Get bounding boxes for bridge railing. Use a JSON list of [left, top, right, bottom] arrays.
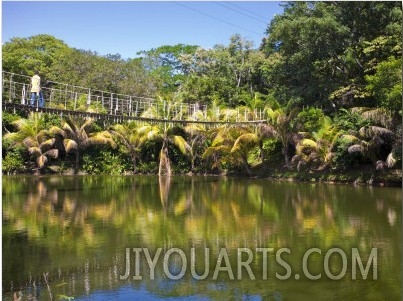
[[2, 71, 211, 119], [2, 71, 266, 123]]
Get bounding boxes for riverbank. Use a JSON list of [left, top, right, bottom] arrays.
[[222, 162, 402, 187], [5, 165, 402, 187], [263, 169, 402, 187]]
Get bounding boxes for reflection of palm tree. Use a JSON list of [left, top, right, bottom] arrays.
[[159, 176, 171, 209]]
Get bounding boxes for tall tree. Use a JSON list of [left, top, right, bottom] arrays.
[[138, 44, 199, 96], [261, 2, 350, 108], [2, 34, 68, 77]]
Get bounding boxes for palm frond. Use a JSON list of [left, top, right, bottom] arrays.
[[348, 144, 363, 154], [359, 126, 394, 140], [37, 155, 48, 168], [85, 132, 116, 149], [258, 124, 277, 139], [172, 135, 191, 154], [296, 139, 318, 155], [339, 134, 360, 144], [64, 139, 78, 153], [48, 126, 65, 137], [28, 146, 41, 156], [80, 118, 93, 132], [40, 138, 56, 152], [62, 122, 75, 138], [202, 145, 231, 160], [44, 149, 59, 159], [386, 152, 397, 168], [23, 137, 39, 148], [231, 133, 258, 154]]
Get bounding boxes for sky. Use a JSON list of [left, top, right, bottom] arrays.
[[2, 1, 283, 59]]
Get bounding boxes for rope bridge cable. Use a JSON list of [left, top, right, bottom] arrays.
[[1, 71, 267, 126]]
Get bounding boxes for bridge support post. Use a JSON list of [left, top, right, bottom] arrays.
[[87, 89, 91, 106], [129, 96, 132, 116], [21, 84, 26, 104], [110, 93, 113, 115], [74, 92, 78, 111], [9, 74, 13, 103]]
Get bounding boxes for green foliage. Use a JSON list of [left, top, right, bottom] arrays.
[[2, 34, 68, 77], [2, 112, 21, 132], [366, 57, 402, 112], [333, 108, 369, 131], [331, 135, 361, 170], [2, 146, 26, 174], [82, 148, 129, 175], [138, 44, 199, 95], [294, 107, 326, 132]]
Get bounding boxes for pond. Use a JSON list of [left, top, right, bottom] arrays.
[[2, 175, 401, 300]]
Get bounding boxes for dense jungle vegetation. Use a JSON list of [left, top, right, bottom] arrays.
[[2, 2, 402, 184]]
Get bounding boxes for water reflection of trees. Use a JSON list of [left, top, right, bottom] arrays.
[[2, 176, 401, 299]]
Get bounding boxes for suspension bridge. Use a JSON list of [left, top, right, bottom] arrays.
[[2, 71, 266, 125]]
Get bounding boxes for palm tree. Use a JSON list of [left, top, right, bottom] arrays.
[[230, 130, 259, 175], [347, 125, 397, 170], [108, 122, 146, 173], [50, 117, 116, 173], [265, 107, 300, 168], [342, 107, 400, 170], [291, 116, 340, 171], [203, 125, 259, 175], [3, 112, 59, 174], [184, 109, 208, 172], [141, 95, 191, 176]]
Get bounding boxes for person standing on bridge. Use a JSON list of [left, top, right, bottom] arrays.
[[30, 70, 45, 108]]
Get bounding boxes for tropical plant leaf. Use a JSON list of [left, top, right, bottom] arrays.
[[44, 149, 59, 159], [172, 135, 190, 154], [386, 152, 397, 168], [40, 138, 56, 152], [85, 132, 116, 149], [28, 146, 41, 156], [339, 134, 360, 144], [202, 145, 231, 160], [359, 126, 394, 140], [231, 133, 258, 154], [23, 137, 39, 148], [348, 144, 363, 154], [62, 122, 75, 138], [37, 155, 48, 168], [258, 124, 277, 139], [49, 126, 65, 137], [64, 139, 78, 153]]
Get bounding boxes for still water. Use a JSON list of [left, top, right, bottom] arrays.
[[2, 175, 402, 300]]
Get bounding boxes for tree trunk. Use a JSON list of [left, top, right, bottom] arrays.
[[242, 155, 252, 176], [158, 140, 171, 176], [259, 140, 264, 163], [132, 155, 137, 174], [75, 150, 80, 174]]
